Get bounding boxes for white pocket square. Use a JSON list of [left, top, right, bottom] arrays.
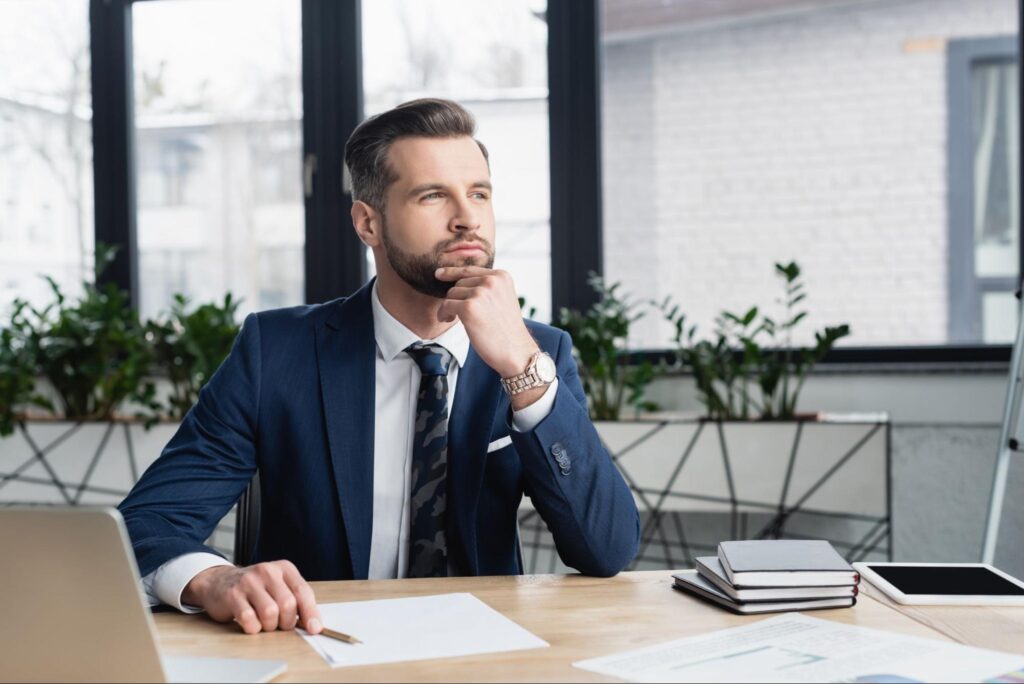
[[486, 436, 513, 453]]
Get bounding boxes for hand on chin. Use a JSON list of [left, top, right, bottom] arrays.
[[434, 266, 539, 378]]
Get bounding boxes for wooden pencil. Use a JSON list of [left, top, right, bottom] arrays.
[[320, 626, 362, 644]]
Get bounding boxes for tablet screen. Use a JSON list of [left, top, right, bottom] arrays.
[[864, 565, 1024, 595]]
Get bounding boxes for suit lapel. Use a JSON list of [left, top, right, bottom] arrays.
[[448, 346, 503, 575], [315, 282, 376, 580]]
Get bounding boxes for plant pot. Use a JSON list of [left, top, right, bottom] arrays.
[[0, 420, 236, 556], [518, 413, 891, 573]]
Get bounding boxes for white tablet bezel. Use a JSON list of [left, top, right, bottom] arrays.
[[852, 562, 1024, 606]]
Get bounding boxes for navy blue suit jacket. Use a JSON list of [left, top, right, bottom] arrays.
[[119, 280, 640, 580]]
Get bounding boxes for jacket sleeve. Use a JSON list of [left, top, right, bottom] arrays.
[[509, 330, 641, 576], [118, 313, 262, 577]]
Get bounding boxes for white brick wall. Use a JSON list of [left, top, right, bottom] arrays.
[[602, 0, 1017, 348]]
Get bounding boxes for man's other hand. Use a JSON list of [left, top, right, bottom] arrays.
[[182, 560, 323, 635]]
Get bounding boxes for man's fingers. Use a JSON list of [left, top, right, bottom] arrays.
[[437, 299, 466, 323], [265, 576, 299, 630], [246, 585, 281, 632], [444, 286, 478, 301], [435, 266, 493, 281], [282, 566, 322, 634], [229, 593, 262, 635], [448, 276, 489, 289]]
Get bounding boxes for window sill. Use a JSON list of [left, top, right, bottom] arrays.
[[631, 345, 1012, 376]]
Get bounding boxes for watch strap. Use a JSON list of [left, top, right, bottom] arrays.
[[501, 352, 553, 396]]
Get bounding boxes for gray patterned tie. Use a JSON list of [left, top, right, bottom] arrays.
[[404, 342, 453, 578]]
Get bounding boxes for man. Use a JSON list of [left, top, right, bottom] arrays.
[[118, 98, 640, 636]]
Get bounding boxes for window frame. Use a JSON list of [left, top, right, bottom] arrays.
[[90, 0, 138, 305], [548, 0, 604, 314]]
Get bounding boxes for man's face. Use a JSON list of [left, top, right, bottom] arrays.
[[377, 135, 496, 298]]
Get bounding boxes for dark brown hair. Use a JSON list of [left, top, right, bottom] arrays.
[[344, 98, 490, 211]]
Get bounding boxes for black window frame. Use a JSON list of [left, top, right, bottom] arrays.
[[84, 0, 1021, 368]]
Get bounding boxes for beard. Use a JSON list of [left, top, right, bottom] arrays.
[[380, 220, 495, 299]]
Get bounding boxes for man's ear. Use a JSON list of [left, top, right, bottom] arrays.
[[351, 200, 382, 248]]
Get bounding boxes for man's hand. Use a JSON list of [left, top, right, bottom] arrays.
[[436, 266, 549, 410], [182, 560, 323, 635], [435, 266, 539, 377]]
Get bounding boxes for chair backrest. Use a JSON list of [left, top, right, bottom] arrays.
[[233, 472, 261, 567]]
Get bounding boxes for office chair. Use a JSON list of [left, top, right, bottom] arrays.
[[232, 473, 261, 567], [233, 475, 530, 573]]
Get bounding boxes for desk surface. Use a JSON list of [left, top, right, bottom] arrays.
[[155, 571, 1024, 682]]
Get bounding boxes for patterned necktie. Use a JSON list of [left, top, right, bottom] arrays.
[[404, 342, 454, 578]]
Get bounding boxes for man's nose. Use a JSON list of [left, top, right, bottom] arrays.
[[449, 196, 481, 232]]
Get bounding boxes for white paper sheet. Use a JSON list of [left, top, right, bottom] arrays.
[[299, 592, 549, 668], [573, 613, 1024, 683]]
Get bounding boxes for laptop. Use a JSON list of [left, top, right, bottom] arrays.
[[0, 507, 287, 683]]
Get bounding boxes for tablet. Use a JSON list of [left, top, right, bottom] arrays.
[[853, 562, 1024, 606]]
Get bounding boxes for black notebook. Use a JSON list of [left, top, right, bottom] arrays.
[[694, 556, 859, 602], [673, 570, 857, 614], [718, 540, 860, 588]]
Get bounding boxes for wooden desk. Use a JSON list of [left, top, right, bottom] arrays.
[[859, 580, 1024, 656], [154, 571, 1024, 682]]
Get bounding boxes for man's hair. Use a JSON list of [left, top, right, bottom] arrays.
[[344, 98, 490, 212]]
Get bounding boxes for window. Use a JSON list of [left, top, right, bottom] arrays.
[[600, 0, 1020, 350], [949, 38, 1020, 343], [0, 0, 93, 311], [132, 0, 304, 321], [361, 0, 552, 322], [137, 135, 205, 208]]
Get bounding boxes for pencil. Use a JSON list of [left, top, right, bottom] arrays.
[[320, 626, 362, 644]]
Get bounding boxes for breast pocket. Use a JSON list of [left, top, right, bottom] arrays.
[[487, 435, 512, 453]]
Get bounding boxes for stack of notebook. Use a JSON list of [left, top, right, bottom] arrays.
[[673, 540, 860, 614]]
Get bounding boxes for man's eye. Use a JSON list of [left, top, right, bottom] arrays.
[[472, 192, 489, 200], [422, 192, 443, 200]]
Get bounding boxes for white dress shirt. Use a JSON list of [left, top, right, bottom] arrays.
[[143, 281, 558, 611]]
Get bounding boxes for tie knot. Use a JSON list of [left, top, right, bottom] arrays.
[[405, 342, 453, 377]]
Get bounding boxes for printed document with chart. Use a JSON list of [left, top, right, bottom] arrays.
[[573, 613, 1024, 683]]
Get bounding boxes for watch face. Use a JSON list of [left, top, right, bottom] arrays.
[[535, 353, 557, 383]]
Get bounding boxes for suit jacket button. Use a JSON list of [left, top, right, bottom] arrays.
[[552, 442, 565, 457]]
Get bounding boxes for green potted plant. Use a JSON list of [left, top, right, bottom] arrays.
[[603, 261, 886, 569], [553, 273, 659, 421], [0, 246, 241, 523], [659, 261, 851, 421], [5, 246, 158, 423], [144, 293, 240, 422], [0, 303, 38, 437]]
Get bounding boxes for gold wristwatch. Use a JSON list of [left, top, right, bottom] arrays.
[[500, 351, 557, 396]]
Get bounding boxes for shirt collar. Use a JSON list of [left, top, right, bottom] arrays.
[[370, 280, 469, 369]]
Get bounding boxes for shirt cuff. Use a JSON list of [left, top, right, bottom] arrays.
[[148, 552, 234, 614], [510, 378, 559, 433]]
